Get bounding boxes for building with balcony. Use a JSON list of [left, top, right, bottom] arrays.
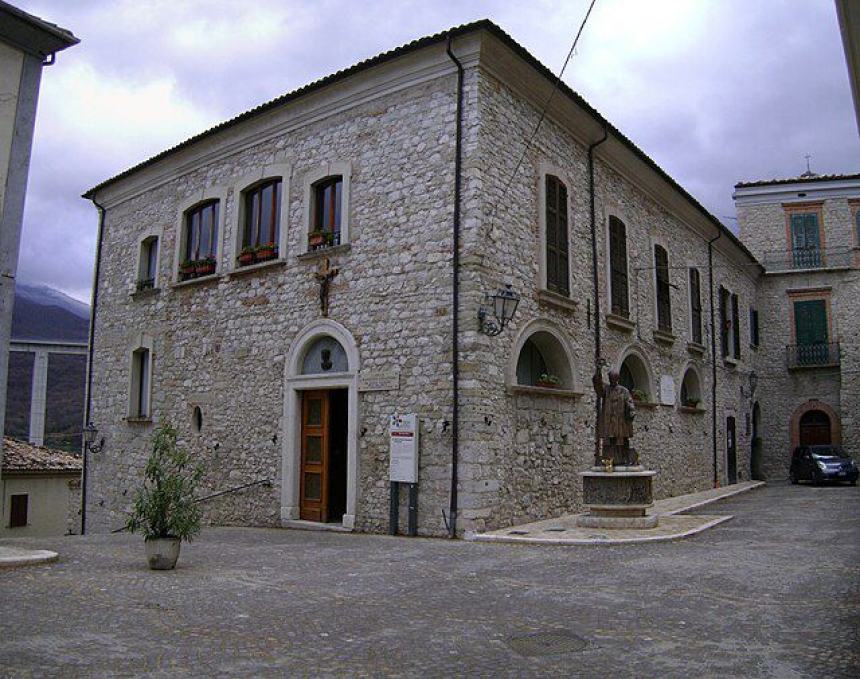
[[734, 173, 860, 479]]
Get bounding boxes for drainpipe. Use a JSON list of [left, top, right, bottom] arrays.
[[708, 228, 722, 488], [81, 196, 106, 535], [445, 35, 464, 538], [588, 126, 608, 463]]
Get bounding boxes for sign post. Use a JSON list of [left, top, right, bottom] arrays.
[[388, 414, 419, 536]]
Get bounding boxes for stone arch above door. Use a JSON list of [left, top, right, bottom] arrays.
[[789, 400, 841, 451]]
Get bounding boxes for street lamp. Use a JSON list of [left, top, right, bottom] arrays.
[[478, 284, 520, 336], [83, 422, 104, 454]]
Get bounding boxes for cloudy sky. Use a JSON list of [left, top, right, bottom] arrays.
[[14, 0, 859, 303]]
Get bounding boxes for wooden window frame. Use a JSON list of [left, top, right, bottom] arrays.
[[243, 179, 282, 252], [731, 293, 741, 360], [544, 175, 570, 296], [787, 288, 833, 346], [608, 215, 630, 318], [719, 285, 730, 358], [689, 267, 702, 345], [749, 307, 759, 348], [184, 200, 220, 263], [654, 244, 671, 332], [783, 201, 825, 265]]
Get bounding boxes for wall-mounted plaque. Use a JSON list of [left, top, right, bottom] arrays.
[[358, 370, 400, 392]]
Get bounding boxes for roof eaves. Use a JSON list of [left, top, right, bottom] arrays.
[[734, 172, 860, 189]]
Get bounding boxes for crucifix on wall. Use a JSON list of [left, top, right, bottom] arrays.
[[314, 257, 339, 317]]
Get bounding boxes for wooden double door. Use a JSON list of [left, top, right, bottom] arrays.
[[300, 389, 347, 523]]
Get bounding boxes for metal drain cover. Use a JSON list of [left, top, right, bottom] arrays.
[[506, 630, 588, 657]]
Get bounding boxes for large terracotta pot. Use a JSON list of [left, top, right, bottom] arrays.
[[145, 537, 181, 570]]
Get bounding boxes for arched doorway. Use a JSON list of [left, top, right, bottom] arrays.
[[282, 320, 360, 529], [799, 409, 832, 446]]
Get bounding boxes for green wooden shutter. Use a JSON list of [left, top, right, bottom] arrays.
[[790, 213, 821, 267], [655, 245, 671, 331], [689, 268, 702, 344], [794, 300, 827, 346], [545, 176, 569, 295]]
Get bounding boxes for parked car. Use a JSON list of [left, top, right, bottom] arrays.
[[790, 445, 858, 485]]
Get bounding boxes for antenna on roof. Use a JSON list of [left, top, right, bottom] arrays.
[[800, 154, 817, 178]]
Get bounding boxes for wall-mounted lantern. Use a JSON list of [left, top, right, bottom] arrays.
[[83, 422, 104, 454], [478, 284, 520, 336]]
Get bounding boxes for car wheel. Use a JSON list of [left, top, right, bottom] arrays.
[[789, 471, 798, 485]]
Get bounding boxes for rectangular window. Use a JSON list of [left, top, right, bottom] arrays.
[[749, 307, 759, 348], [609, 216, 629, 317], [310, 176, 343, 250], [689, 268, 702, 344], [10, 494, 28, 528], [131, 348, 151, 418], [719, 286, 730, 358], [793, 298, 829, 366], [731, 293, 741, 359], [137, 236, 158, 291], [654, 245, 671, 332], [183, 201, 219, 277], [789, 212, 821, 268], [241, 179, 282, 263], [545, 175, 569, 296]]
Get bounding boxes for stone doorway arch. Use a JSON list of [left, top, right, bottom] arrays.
[[789, 400, 841, 452], [281, 319, 360, 529]]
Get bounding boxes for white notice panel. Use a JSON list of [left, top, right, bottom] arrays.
[[660, 374, 676, 406], [389, 413, 419, 483]]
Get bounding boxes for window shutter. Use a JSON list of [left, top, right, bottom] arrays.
[[749, 308, 759, 347], [654, 245, 671, 331], [609, 217, 629, 317], [794, 300, 828, 346], [689, 268, 702, 344], [719, 286, 728, 357], [731, 293, 741, 359], [545, 176, 569, 296]]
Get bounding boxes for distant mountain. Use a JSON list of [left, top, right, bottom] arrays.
[[5, 283, 89, 451], [11, 282, 89, 343]]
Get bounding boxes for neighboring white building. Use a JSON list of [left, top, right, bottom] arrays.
[[0, 2, 77, 480], [1, 436, 81, 537]]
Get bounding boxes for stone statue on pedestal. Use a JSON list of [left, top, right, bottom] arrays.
[[592, 366, 638, 467]]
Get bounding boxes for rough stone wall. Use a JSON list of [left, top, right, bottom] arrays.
[[86, 69, 477, 536], [738, 195, 860, 477], [454, 69, 759, 533]]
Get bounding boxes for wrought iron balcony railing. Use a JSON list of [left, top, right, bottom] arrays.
[[786, 342, 840, 369], [761, 247, 854, 272]]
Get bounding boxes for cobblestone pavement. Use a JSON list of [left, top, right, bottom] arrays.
[[1, 483, 857, 678]]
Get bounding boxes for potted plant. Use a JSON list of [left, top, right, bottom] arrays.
[[179, 260, 196, 279], [684, 398, 700, 409], [238, 246, 256, 266], [255, 242, 277, 261], [631, 388, 648, 403], [308, 229, 330, 249], [536, 373, 561, 389], [195, 257, 216, 276], [125, 423, 203, 570]]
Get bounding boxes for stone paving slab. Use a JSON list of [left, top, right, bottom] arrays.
[[0, 546, 58, 568], [0, 483, 857, 678], [468, 480, 765, 545]]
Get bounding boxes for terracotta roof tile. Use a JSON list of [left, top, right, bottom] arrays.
[[2, 437, 82, 473]]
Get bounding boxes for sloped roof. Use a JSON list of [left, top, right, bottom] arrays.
[[83, 19, 757, 266], [735, 173, 860, 189], [0, 1, 78, 57], [2, 437, 82, 474]]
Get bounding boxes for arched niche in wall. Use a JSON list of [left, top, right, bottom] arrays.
[[509, 319, 579, 391], [615, 345, 654, 402], [679, 363, 703, 408]]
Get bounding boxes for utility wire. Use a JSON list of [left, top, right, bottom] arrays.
[[492, 0, 599, 226]]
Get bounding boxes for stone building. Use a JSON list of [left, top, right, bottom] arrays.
[[734, 173, 860, 480], [83, 21, 771, 537]]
